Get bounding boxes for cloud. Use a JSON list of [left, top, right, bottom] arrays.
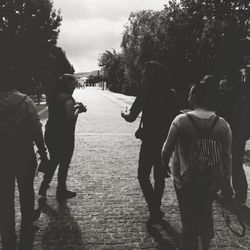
[[57, 18, 125, 71], [53, 0, 167, 72], [54, 0, 166, 21]]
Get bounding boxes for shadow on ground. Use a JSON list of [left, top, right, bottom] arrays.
[[146, 219, 181, 250], [38, 198, 86, 249]]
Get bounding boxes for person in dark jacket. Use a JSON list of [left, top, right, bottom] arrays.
[[121, 61, 179, 224], [0, 68, 48, 250], [38, 74, 86, 202], [217, 74, 248, 206]]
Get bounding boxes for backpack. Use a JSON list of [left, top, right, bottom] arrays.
[[181, 114, 223, 194]]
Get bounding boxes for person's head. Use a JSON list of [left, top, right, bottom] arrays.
[[143, 61, 166, 90], [55, 74, 77, 95], [219, 78, 230, 96], [188, 75, 219, 110], [219, 72, 241, 96]]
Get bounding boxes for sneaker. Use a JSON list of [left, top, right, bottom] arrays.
[[56, 189, 76, 202], [38, 183, 49, 197]]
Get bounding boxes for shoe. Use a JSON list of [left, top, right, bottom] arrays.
[[56, 189, 76, 202], [38, 182, 49, 197]]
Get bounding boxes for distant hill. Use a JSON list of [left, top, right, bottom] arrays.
[[75, 70, 104, 78]]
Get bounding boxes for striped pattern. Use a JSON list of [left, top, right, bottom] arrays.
[[186, 136, 223, 192], [196, 138, 221, 168]]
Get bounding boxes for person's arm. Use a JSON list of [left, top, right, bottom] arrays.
[[221, 120, 232, 179], [65, 99, 78, 120], [26, 97, 47, 157], [121, 95, 143, 122], [161, 118, 179, 167]]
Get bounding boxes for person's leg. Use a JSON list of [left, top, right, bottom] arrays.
[[17, 156, 36, 230], [17, 153, 40, 250], [39, 133, 59, 196], [152, 149, 166, 214], [138, 142, 155, 217], [56, 140, 76, 201], [39, 158, 59, 196], [232, 138, 248, 205], [175, 182, 199, 250], [0, 173, 16, 250], [199, 196, 214, 250]]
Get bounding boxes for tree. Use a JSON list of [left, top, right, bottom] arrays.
[[179, 0, 250, 80], [98, 49, 126, 93], [0, 0, 62, 92], [100, 0, 250, 97], [86, 74, 103, 86], [43, 46, 74, 99]]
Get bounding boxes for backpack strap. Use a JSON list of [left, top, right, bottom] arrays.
[[186, 114, 219, 134]]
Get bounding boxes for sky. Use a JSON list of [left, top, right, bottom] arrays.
[[52, 0, 168, 73]]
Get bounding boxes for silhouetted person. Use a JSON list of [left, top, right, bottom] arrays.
[[0, 68, 48, 249], [121, 61, 179, 224], [162, 75, 232, 250], [217, 74, 248, 206], [39, 74, 87, 202]]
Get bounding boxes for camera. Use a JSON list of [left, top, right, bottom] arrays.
[[74, 102, 87, 113]]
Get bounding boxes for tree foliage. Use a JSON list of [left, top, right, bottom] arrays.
[[98, 49, 126, 93], [100, 0, 250, 96], [0, 0, 73, 92]]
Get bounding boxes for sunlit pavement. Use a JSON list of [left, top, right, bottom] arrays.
[[12, 87, 250, 249]]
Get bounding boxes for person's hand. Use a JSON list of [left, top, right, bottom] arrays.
[[75, 102, 87, 113], [121, 111, 135, 122], [121, 111, 127, 118]]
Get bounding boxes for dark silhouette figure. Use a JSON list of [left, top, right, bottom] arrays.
[[121, 61, 179, 224], [0, 68, 47, 249], [39, 74, 87, 202], [217, 74, 248, 206], [38, 199, 85, 249]]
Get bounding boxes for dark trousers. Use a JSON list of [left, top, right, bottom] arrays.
[[0, 151, 36, 249], [42, 130, 74, 190], [175, 182, 214, 250], [138, 141, 165, 215], [232, 138, 248, 203]]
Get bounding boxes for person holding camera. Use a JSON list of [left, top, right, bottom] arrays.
[[39, 74, 87, 202], [121, 61, 179, 224]]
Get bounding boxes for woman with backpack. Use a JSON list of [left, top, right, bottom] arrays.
[[161, 75, 232, 250]]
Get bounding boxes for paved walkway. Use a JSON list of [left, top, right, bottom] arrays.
[[12, 88, 250, 249]]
